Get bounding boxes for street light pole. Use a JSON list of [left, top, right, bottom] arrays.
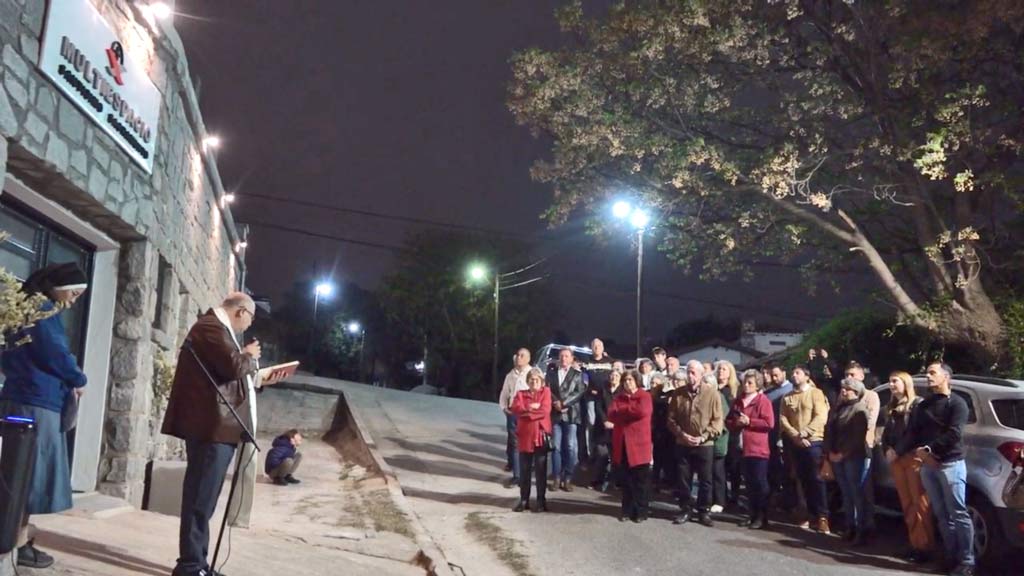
[[635, 227, 644, 360], [491, 272, 500, 401]]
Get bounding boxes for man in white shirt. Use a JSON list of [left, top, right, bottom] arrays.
[[499, 348, 532, 487]]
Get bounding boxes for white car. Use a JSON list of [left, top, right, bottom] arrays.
[[873, 374, 1024, 566]]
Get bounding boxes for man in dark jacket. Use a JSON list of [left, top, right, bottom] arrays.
[[582, 338, 613, 462], [547, 348, 584, 491], [896, 362, 974, 576], [162, 292, 263, 576], [265, 430, 304, 485]]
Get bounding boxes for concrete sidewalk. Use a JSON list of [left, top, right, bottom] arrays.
[[15, 438, 427, 576]]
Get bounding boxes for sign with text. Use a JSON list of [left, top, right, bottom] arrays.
[[38, 0, 161, 173]]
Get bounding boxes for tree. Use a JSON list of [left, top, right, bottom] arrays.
[[0, 231, 49, 349], [377, 230, 556, 399], [509, 0, 1024, 367]]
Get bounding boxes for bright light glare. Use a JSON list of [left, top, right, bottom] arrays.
[[347, 321, 362, 334], [468, 263, 487, 282], [630, 210, 651, 229], [222, 193, 236, 204], [150, 2, 173, 19], [202, 135, 221, 151], [612, 201, 632, 219], [314, 282, 335, 297], [235, 241, 247, 252]]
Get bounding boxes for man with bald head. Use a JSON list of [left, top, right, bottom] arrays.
[[583, 338, 614, 462], [163, 292, 280, 576]]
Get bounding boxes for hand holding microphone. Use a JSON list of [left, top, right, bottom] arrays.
[[243, 338, 262, 361]]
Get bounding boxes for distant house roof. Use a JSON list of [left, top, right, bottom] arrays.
[[737, 344, 802, 371], [672, 339, 766, 360]]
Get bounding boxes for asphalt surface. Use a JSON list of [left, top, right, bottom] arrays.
[[325, 379, 953, 576]]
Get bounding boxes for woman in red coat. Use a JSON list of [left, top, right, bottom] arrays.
[[510, 367, 552, 512], [726, 369, 776, 529], [607, 370, 654, 523]]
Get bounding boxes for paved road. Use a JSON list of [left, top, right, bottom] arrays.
[[316, 377, 939, 576]]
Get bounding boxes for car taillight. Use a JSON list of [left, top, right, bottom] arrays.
[[997, 441, 1024, 464]]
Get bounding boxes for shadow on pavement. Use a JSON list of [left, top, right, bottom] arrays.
[[383, 453, 502, 484], [455, 428, 507, 446], [386, 437, 505, 468], [36, 531, 169, 576]]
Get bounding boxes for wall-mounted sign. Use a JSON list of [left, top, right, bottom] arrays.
[[38, 0, 161, 174]]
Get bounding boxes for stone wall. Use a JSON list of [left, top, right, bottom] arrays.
[[0, 0, 245, 504]]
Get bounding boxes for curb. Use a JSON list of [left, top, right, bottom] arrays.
[[338, 391, 456, 576]]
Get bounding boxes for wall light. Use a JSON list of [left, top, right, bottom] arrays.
[[202, 135, 221, 151], [235, 241, 247, 252], [149, 2, 173, 19]]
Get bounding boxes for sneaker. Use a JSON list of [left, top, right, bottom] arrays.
[[710, 504, 724, 514], [548, 480, 558, 491], [815, 517, 831, 535], [672, 511, 691, 525], [273, 477, 289, 486], [797, 520, 811, 530], [562, 481, 574, 492], [513, 500, 529, 512], [284, 475, 301, 484], [17, 540, 55, 569]]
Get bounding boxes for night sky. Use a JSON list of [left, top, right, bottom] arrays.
[[173, 1, 864, 349]]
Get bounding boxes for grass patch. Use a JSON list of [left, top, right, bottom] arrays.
[[465, 512, 534, 576], [363, 489, 414, 539]]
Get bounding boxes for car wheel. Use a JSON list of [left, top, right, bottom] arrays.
[[967, 495, 1009, 567]]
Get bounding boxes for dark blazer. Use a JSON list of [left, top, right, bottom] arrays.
[[546, 364, 585, 424], [161, 310, 256, 444]]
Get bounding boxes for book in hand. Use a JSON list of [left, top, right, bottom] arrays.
[[258, 361, 300, 382]]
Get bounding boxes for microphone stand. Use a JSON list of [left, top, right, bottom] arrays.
[[181, 339, 260, 573]]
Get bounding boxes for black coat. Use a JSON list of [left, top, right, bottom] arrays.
[[546, 365, 585, 424]]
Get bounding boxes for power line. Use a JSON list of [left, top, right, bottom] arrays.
[[240, 191, 534, 240], [243, 219, 409, 253]]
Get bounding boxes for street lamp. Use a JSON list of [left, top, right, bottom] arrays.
[[467, 259, 546, 397], [347, 321, 366, 381], [612, 201, 652, 359], [308, 281, 335, 361]]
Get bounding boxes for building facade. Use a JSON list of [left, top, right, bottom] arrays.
[[0, 0, 246, 506]]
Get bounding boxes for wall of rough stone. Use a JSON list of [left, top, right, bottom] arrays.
[[0, 0, 245, 505]]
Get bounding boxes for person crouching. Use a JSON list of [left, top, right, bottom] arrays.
[[266, 429, 304, 486]]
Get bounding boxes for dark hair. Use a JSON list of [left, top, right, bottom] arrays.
[[765, 362, 782, 372], [928, 362, 953, 378], [651, 347, 666, 356], [621, 370, 643, 388], [792, 364, 809, 375], [284, 428, 301, 439], [846, 360, 863, 371]]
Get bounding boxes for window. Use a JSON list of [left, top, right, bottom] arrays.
[[0, 199, 94, 358], [992, 399, 1024, 431], [769, 340, 787, 346]]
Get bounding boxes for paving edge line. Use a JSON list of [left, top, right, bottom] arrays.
[[340, 391, 456, 576]]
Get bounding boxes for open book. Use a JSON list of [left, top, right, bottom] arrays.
[[257, 360, 300, 382]]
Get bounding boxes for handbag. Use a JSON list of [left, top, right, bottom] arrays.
[[60, 387, 79, 433], [819, 458, 835, 482], [542, 431, 555, 453]]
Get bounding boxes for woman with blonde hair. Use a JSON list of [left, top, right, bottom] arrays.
[[883, 371, 934, 563], [715, 361, 742, 507]]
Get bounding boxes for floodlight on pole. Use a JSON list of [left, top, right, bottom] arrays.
[[612, 200, 632, 219], [630, 209, 650, 230], [611, 200, 653, 358], [315, 282, 334, 298], [149, 2, 172, 19], [468, 263, 488, 283], [347, 321, 362, 335]]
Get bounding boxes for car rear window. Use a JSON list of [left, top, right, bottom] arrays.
[[992, 399, 1024, 431]]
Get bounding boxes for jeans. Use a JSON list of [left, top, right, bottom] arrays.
[[176, 440, 236, 575], [518, 450, 548, 503], [920, 459, 974, 566], [793, 442, 828, 519], [552, 421, 579, 482], [675, 445, 714, 513], [834, 457, 870, 535], [506, 414, 520, 480], [742, 457, 770, 517]]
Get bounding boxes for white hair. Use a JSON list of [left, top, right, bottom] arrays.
[[685, 359, 705, 373], [222, 291, 254, 310]]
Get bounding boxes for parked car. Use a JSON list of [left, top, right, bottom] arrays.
[[533, 343, 595, 371], [872, 374, 1024, 566]]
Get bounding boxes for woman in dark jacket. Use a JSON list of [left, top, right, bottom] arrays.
[[607, 370, 653, 522], [511, 367, 552, 512], [590, 369, 623, 491], [0, 263, 89, 569], [825, 377, 871, 545], [710, 372, 734, 513], [726, 369, 775, 529]]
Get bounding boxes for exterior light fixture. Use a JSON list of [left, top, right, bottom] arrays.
[[235, 241, 247, 252], [612, 200, 632, 219], [467, 263, 487, 282], [149, 1, 173, 19], [202, 135, 221, 151], [347, 321, 362, 335], [222, 193, 236, 204]]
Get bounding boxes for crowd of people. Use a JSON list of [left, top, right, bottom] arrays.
[[498, 340, 979, 576]]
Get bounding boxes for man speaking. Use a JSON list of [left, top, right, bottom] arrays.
[[162, 292, 268, 576]]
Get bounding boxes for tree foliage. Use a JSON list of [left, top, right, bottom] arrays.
[[509, 0, 1024, 366], [0, 231, 49, 349]]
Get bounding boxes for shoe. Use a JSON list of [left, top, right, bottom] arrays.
[[710, 504, 724, 514], [950, 563, 976, 576], [754, 515, 769, 530], [504, 464, 512, 472], [505, 477, 519, 489], [697, 512, 714, 527], [535, 500, 548, 513], [17, 540, 55, 569], [618, 515, 627, 522], [599, 480, 610, 492], [548, 480, 558, 491], [797, 520, 810, 530], [842, 529, 856, 542], [562, 481, 574, 492], [672, 511, 691, 525], [815, 517, 831, 535], [284, 475, 301, 484], [513, 500, 529, 512], [907, 550, 930, 564], [738, 515, 755, 528], [852, 532, 869, 547], [273, 477, 289, 486], [631, 516, 642, 523]]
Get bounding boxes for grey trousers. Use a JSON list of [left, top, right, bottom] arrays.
[[268, 453, 303, 479]]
